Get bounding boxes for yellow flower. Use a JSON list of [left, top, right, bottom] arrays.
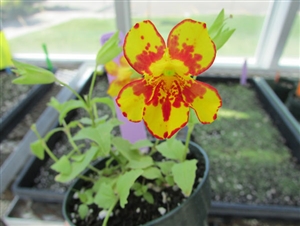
[[116, 19, 222, 139]]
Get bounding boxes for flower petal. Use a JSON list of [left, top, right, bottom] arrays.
[[181, 78, 222, 124], [105, 61, 118, 76], [116, 79, 154, 122], [143, 77, 189, 139], [124, 20, 166, 75], [167, 19, 216, 75]]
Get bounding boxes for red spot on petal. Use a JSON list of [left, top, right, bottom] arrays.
[[134, 23, 139, 29], [213, 113, 217, 120], [141, 35, 144, 40], [123, 112, 127, 117], [203, 23, 206, 29], [182, 80, 207, 104], [163, 132, 168, 138]]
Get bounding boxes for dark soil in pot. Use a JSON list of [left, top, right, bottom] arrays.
[[63, 143, 208, 226], [192, 81, 300, 207]]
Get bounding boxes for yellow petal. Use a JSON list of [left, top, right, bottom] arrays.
[[105, 61, 119, 76], [116, 79, 154, 122], [143, 76, 189, 139], [167, 19, 216, 75], [124, 20, 166, 75], [181, 78, 222, 123]]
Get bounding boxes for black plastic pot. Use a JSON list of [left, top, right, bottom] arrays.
[[0, 83, 53, 142], [62, 141, 211, 226], [285, 92, 300, 121]]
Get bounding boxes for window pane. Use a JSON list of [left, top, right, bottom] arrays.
[[3, 1, 116, 54], [279, 12, 300, 66], [131, 1, 271, 57]]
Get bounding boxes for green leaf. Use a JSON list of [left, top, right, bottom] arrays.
[[55, 147, 97, 182], [112, 137, 132, 160], [132, 139, 153, 150], [156, 161, 175, 175], [96, 31, 122, 66], [213, 28, 236, 50], [116, 169, 143, 208], [30, 140, 45, 160], [172, 160, 197, 196], [208, 9, 225, 38], [127, 156, 153, 169], [92, 97, 116, 117], [165, 175, 175, 186], [50, 155, 71, 175], [143, 192, 154, 204], [12, 60, 56, 85], [94, 183, 118, 209], [92, 176, 115, 192], [48, 98, 87, 124], [142, 167, 162, 180], [156, 139, 185, 162], [78, 189, 94, 205], [78, 204, 89, 220]]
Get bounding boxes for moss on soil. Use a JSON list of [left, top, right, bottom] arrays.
[[193, 82, 300, 206]]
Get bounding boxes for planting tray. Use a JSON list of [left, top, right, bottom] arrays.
[[0, 63, 94, 194], [0, 83, 53, 142], [193, 76, 300, 220]]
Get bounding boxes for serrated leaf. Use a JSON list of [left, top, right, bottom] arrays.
[[143, 192, 154, 204], [112, 137, 133, 160], [156, 161, 175, 175], [48, 98, 87, 124], [55, 147, 97, 182], [92, 176, 115, 192], [94, 183, 118, 209], [132, 139, 153, 149], [172, 160, 197, 196], [30, 140, 45, 160], [92, 97, 116, 117], [116, 169, 143, 208], [50, 155, 71, 175], [142, 167, 162, 180], [127, 156, 153, 169], [71, 154, 85, 162], [78, 204, 89, 220], [156, 139, 185, 162]]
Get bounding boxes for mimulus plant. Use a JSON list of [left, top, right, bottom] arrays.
[[12, 10, 234, 226]]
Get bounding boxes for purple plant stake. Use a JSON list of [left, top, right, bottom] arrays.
[[101, 32, 147, 144], [240, 59, 248, 86]]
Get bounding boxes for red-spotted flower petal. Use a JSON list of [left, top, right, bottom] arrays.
[[167, 19, 216, 75], [181, 78, 222, 123], [116, 79, 154, 122], [123, 20, 166, 75], [143, 76, 189, 139]]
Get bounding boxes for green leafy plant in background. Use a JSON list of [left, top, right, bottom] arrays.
[[12, 9, 234, 226]]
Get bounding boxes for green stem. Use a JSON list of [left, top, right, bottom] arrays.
[[62, 120, 80, 154], [88, 65, 99, 103], [78, 175, 95, 183], [55, 79, 85, 103], [149, 139, 160, 156], [31, 125, 58, 162], [184, 124, 194, 161], [88, 165, 102, 175], [102, 199, 118, 226]]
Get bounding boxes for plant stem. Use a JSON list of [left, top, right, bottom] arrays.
[[31, 125, 58, 162], [102, 199, 118, 226], [184, 124, 194, 160], [149, 139, 160, 155], [88, 165, 102, 175], [78, 175, 95, 183], [62, 120, 80, 154], [88, 65, 99, 103], [55, 78, 85, 104]]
